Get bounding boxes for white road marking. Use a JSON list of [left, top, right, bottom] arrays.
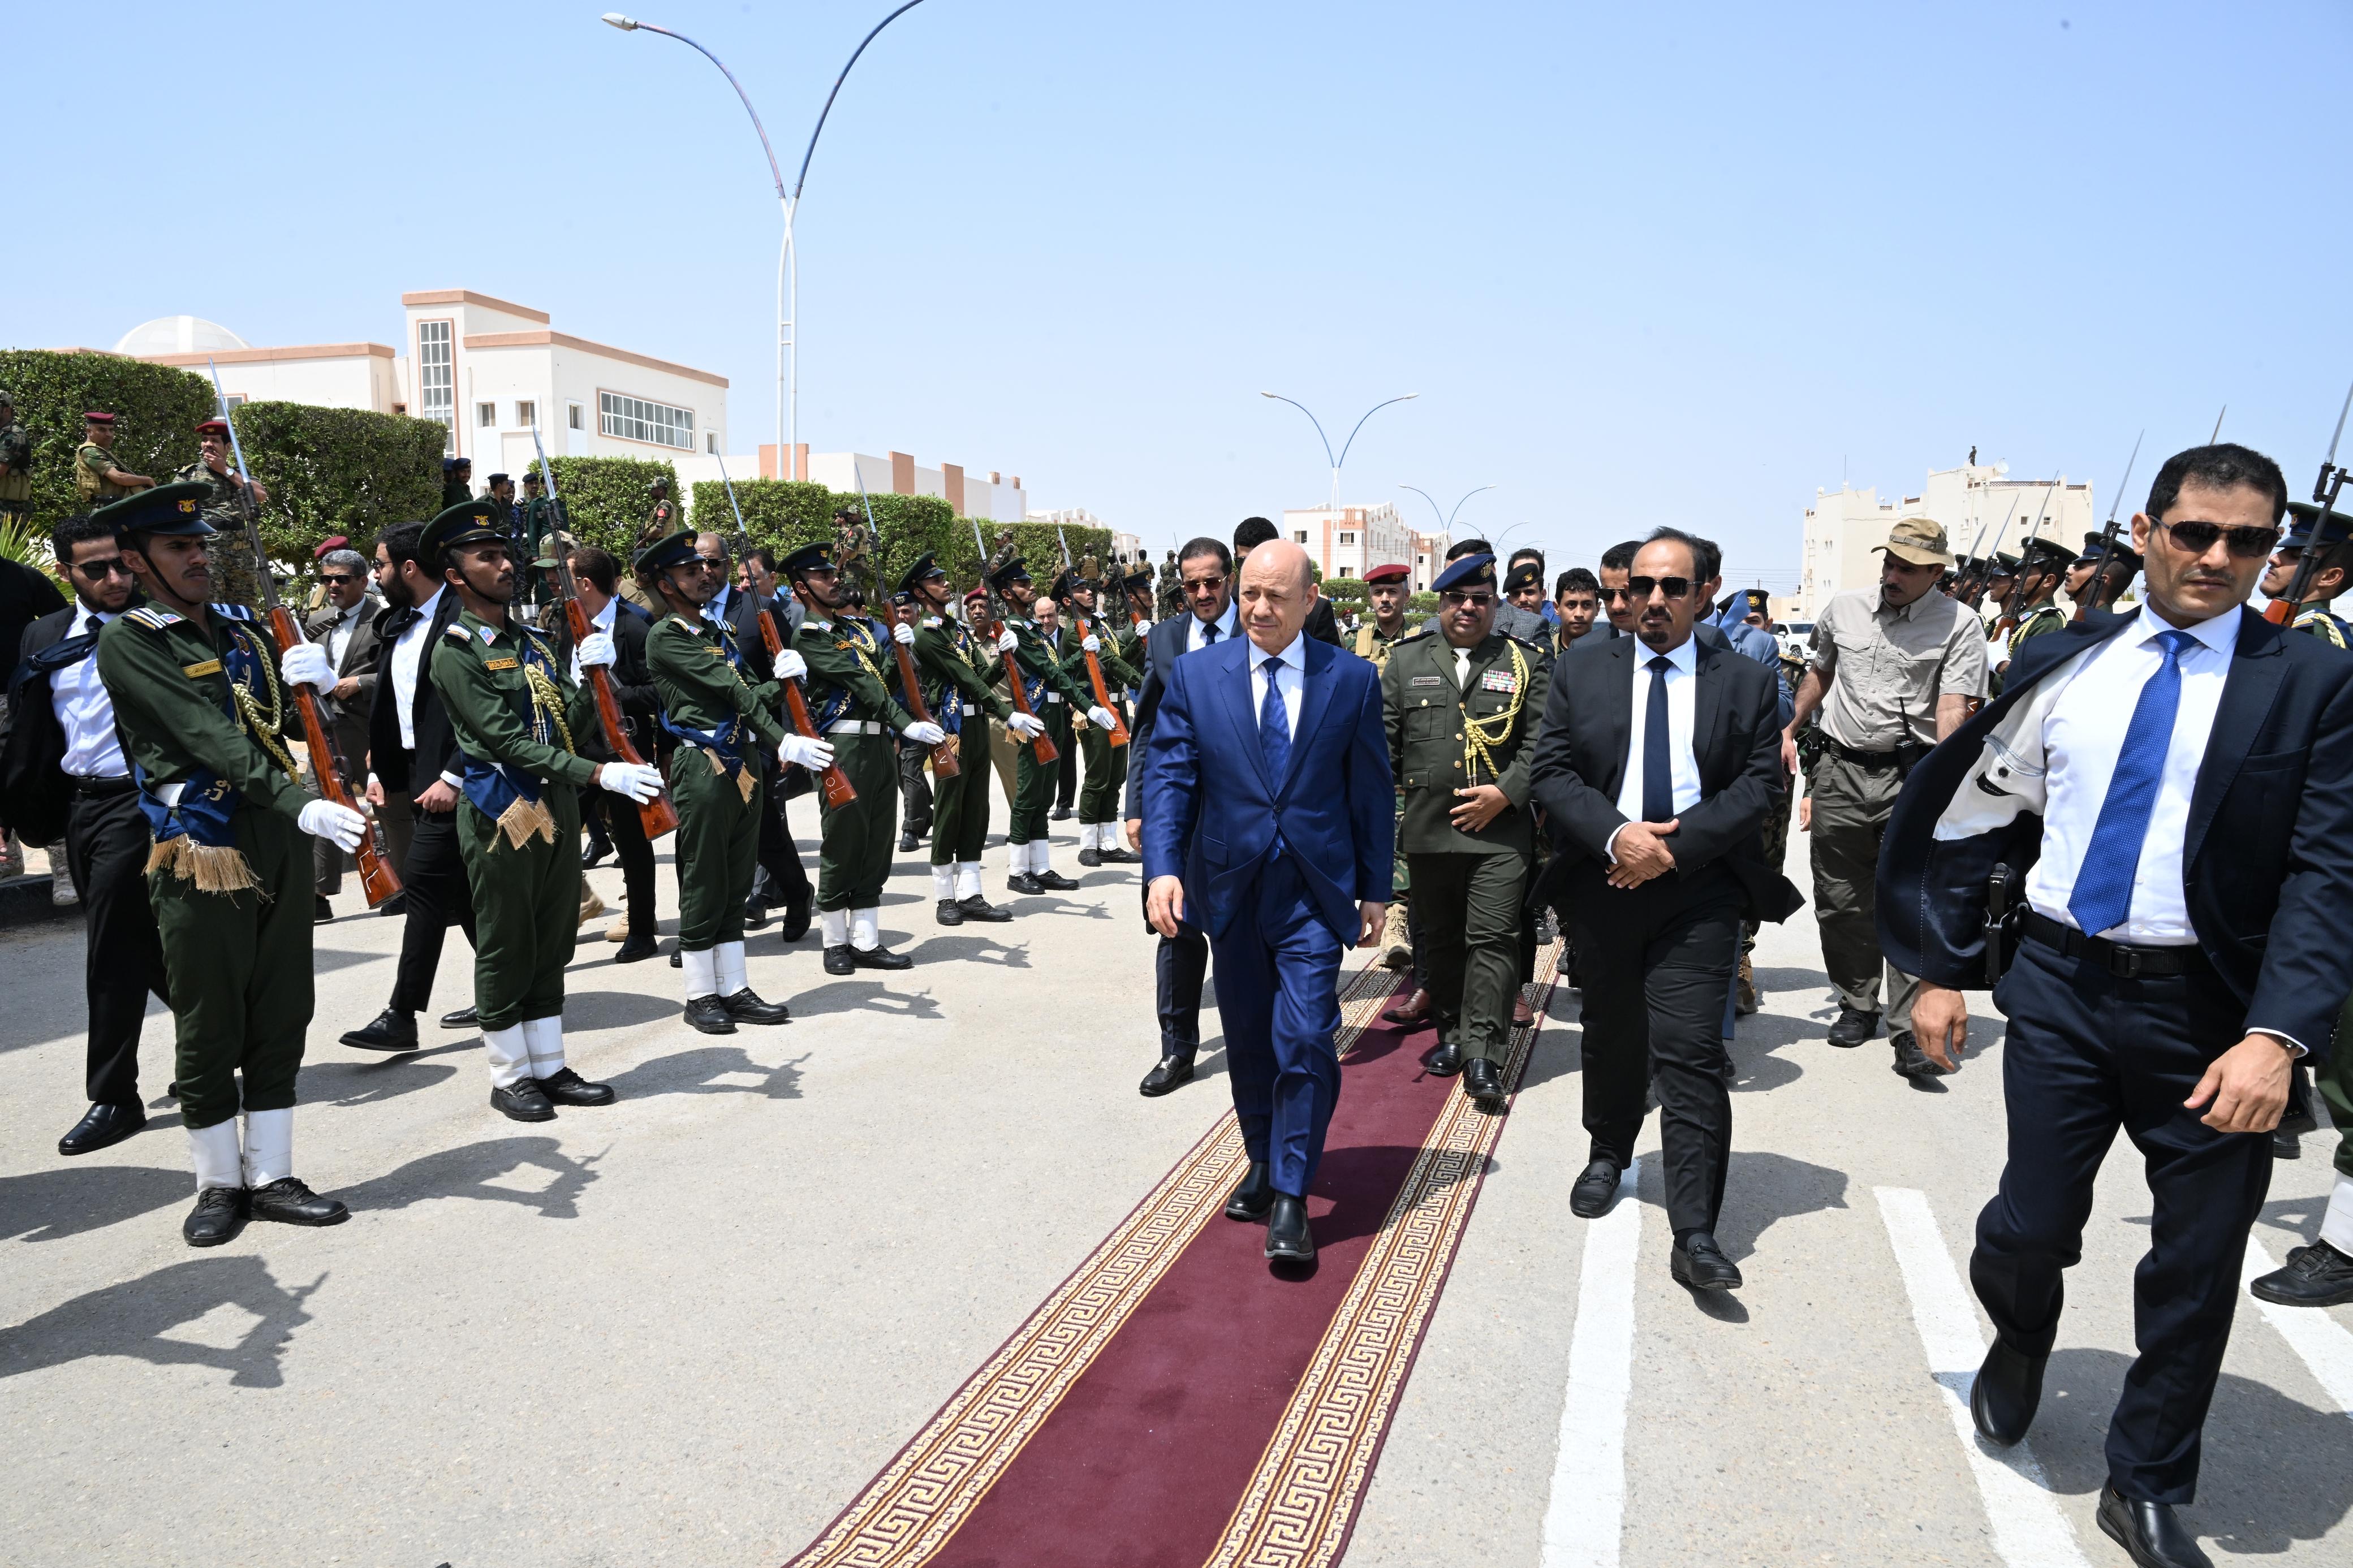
[[2242, 1237, 2353, 1419], [1874, 1187, 2091, 1568], [1539, 1159, 1641, 1568]]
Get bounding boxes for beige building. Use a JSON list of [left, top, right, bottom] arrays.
[[1281, 502, 1425, 586], [1792, 459, 2096, 618], [116, 315, 403, 417]]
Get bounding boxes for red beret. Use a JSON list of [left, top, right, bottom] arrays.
[[1364, 563, 1411, 585], [313, 535, 350, 559], [195, 418, 230, 437], [83, 411, 115, 424]]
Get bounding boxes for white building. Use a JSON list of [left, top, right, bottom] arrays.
[[1281, 502, 1416, 585], [119, 315, 404, 417], [1025, 508, 1141, 567], [1793, 459, 2096, 617]]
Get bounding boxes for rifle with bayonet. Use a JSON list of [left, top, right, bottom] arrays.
[[968, 517, 1058, 764], [528, 425, 679, 839], [205, 359, 402, 906], [2264, 380, 2353, 627], [1994, 473, 2063, 638], [1055, 525, 1130, 748], [848, 465, 958, 779], [1951, 485, 2026, 607], [2071, 429, 2144, 623]]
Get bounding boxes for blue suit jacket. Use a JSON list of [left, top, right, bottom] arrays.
[[1139, 633, 1394, 943]]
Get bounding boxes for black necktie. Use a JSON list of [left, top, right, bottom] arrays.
[[1203, 622, 1221, 647], [1643, 655, 1673, 823]]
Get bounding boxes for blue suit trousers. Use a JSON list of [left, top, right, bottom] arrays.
[[1209, 851, 1344, 1199]]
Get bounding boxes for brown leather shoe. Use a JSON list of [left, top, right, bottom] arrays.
[[1383, 988, 1431, 1026]]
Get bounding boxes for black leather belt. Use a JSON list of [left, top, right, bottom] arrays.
[[2021, 909, 2204, 978], [1828, 739, 1904, 768], [66, 774, 136, 797]]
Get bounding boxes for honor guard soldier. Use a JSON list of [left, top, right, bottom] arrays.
[[634, 529, 797, 1033], [1992, 535, 2076, 694], [0, 390, 31, 532], [993, 556, 1117, 892], [1381, 553, 1550, 1104], [94, 483, 365, 1245], [1056, 565, 1143, 867], [2263, 500, 2353, 646], [902, 552, 1046, 923], [424, 500, 662, 1120], [783, 541, 945, 972]]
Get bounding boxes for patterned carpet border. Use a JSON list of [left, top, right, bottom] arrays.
[[1207, 940, 1561, 1568], [786, 959, 1406, 1568]]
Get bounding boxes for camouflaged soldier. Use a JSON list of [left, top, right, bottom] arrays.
[[171, 418, 268, 611], [0, 390, 31, 531], [1354, 563, 1422, 987], [76, 411, 155, 508]]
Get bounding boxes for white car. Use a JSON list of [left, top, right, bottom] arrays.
[[1775, 622, 1814, 662]]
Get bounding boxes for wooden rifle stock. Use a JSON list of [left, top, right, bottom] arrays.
[[885, 626, 960, 780], [263, 606, 402, 907], [983, 611, 1058, 764], [1071, 612, 1130, 747], [756, 608, 857, 808], [564, 598, 678, 840]]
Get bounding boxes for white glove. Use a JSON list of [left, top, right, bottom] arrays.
[[901, 720, 947, 746], [778, 732, 835, 771], [597, 762, 663, 804], [997, 628, 1021, 654], [298, 797, 367, 850], [576, 631, 617, 669], [280, 642, 335, 693], [1006, 712, 1046, 739], [1087, 706, 1118, 731], [1133, 618, 1152, 637], [772, 647, 809, 682], [1081, 633, 1101, 653], [891, 620, 916, 647]]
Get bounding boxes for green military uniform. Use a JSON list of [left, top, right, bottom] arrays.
[[645, 604, 783, 953], [78, 441, 137, 506], [1061, 574, 1141, 858], [1382, 608, 1550, 1085], [1356, 610, 1418, 970], [905, 564, 1016, 909], [1009, 612, 1094, 872], [0, 400, 30, 529], [171, 453, 266, 612], [516, 486, 560, 616]]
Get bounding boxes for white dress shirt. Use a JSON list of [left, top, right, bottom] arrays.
[[52, 606, 127, 778], [389, 585, 445, 750], [1613, 634, 1703, 832], [569, 594, 618, 684], [1251, 634, 1305, 742], [1186, 601, 1239, 654], [320, 599, 364, 672], [2025, 603, 2235, 945]]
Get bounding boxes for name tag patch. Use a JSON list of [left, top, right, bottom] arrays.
[[484, 656, 519, 671], [1481, 671, 1519, 693], [1408, 675, 1445, 688], [180, 658, 223, 678]]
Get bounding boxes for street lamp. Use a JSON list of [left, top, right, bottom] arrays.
[[605, 2, 929, 469], [1260, 391, 1417, 513], [1399, 483, 1494, 537]]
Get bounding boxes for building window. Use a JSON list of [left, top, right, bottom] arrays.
[[516, 400, 536, 429], [598, 390, 695, 450], [1293, 530, 1308, 544], [567, 401, 583, 431], [706, 433, 717, 453], [1338, 531, 1356, 546], [417, 320, 454, 450], [477, 401, 497, 428]]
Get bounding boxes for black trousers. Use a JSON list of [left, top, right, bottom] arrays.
[[389, 804, 477, 1014], [65, 784, 169, 1104], [1144, 883, 1209, 1060], [898, 742, 934, 836], [598, 793, 656, 939], [1566, 861, 1742, 1236], [1972, 935, 2272, 1505], [756, 764, 811, 906], [1055, 744, 1076, 811]]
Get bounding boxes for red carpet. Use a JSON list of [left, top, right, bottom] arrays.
[[788, 945, 1558, 1568]]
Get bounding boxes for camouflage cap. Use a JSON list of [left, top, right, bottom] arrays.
[[1874, 516, 1953, 568]]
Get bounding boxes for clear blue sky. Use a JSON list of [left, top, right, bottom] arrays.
[[11, 1, 2350, 587]]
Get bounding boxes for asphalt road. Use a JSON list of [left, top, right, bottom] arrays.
[[2, 822, 2347, 1568]]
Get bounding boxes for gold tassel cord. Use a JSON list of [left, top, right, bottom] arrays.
[[521, 663, 579, 755], [1462, 643, 1532, 789], [145, 835, 260, 895]]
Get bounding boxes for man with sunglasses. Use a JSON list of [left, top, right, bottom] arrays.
[[1783, 516, 1985, 1073], [302, 548, 382, 917], [1885, 443, 2353, 1567]]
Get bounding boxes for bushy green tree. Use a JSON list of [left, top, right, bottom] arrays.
[[230, 401, 446, 569], [526, 455, 682, 558], [0, 350, 215, 525]]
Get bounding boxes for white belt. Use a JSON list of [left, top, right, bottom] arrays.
[[1044, 692, 1064, 704], [823, 720, 885, 736], [959, 703, 980, 716]]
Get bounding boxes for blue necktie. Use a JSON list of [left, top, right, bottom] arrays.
[[2068, 629, 2194, 938], [1642, 655, 1673, 823], [1260, 654, 1291, 788]]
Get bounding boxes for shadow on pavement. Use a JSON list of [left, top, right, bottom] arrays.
[[0, 1257, 325, 1388], [0, 1164, 189, 1243], [561, 988, 683, 1033], [337, 1135, 603, 1219], [905, 934, 1032, 968], [301, 1056, 460, 1109], [601, 1046, 807, 1101], [1708, 1150, 1851, 1264], [784, 980, 945, 1022]]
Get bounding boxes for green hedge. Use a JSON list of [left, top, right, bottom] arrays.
[[231, 401, 447, 569], [0, 350, 216, 526], [527, 455, 682, 558], [1322, 576, 1370, 601], [689, 478, 1110, 595]]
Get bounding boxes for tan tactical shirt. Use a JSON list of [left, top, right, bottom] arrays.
[[76, 442, 133, 503], [1807, 586, 1986, 751]]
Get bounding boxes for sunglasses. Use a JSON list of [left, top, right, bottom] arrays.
[[1623, 575, 1695, 600], [1183, 576, 1227, 592], [1440, 590, 1494, 608], [320, 571, 363, 585], [2153, 520, 2281, 559], [75, 558, 137, 578]]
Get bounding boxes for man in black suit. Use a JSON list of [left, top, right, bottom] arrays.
[[342, 520, 477, 1052], [548, 545, 662, 962], [1234, 517, 1343, 647], [1528, 527, 1799, 1293], [1123, 535, 1240, 1096], [303, 547, 383, 915], [1882, 444, 2353, 1568], [696, 532, 812, 941]]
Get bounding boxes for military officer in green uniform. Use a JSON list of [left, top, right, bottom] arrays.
[[516, 469, 561, 619], [77, 410, 156, 507], [992, 557, 1117, 893], [1057, 565, 1143, 867], [903, 551, 1045, 923], [96, 483, 363, 1245], [1381, 551, 1550, 1105], [1355, 563, 1424, 995], [424, 499, 662, 1120], [785, 541, 942, 972], [634, 528, 798, 1032], [1992, 535, 2075, 695], [0, 390, 31, 532]]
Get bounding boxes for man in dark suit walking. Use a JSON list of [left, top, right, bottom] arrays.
[[1882, 444, 2353, 1568], [1141, 539, 1392, 1267], [549, 545, 662, 962], [1528, 528, 1800, 1293], [303, 547, 383, 917]]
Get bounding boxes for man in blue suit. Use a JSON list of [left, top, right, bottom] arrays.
[[1141, 539, 1393, 1266]]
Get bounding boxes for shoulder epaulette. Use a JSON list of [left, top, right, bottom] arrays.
[[125, 606, 182, 630], [442, 622, 472, 642], [1503, 632, 1550, 655], [669, 616, 700, 633], [1393, 628, 1437, 646], [214, 602, 255, 621]]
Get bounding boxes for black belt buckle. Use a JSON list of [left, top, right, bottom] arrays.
[[2106, 944, 2145, 980]]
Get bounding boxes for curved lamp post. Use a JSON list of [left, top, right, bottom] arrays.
[[1399, 483, 1494, 537], [1260, 391, 1417, 513]]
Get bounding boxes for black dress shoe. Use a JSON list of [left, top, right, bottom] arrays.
[[581, 843, 610, 870], [492, 1079, 558, 1121], [1033, 869, 1080, 892], [1463, 1057, 1506, 1103], [778, 894, 812, 943], [957, 895, 1014, 923], [1007, 871, 1046, 896], [684, 995, 738, 1034], [1097, 846, 1139, 865], [899, 830, 923, 853], [743, 899, 771, 930], [1670, 1231, 1743, 1291], [313, 896, 334, 924], [440, 1005, 479, 1029], [340, 1007, 419, 1052], [1891, 1030, 1942, 1078], [2097, 1486, 2213, 1568], [1225, 1161, 1275, 1221], [1826, 1006, 1880, 1048], [1424, 1041, 1466, 1077], [183, 1186, 247, 1247], [935, 897, 966, 926], [1970, 1337, 2045, 1447], [1570, 1160, 1622, 1219], [1078, 847, 1102, 867], [670, 946, 683, 967], [1265, 1194, 1316, 1263], [721, 987, 791, 1025], [850, 943, 913, 971], [824, 945, 857, 976], [2274, 1129, 2303, 1159], [1139, 1053, 1195, 1096], [2250, 1240, 2353, 1307], [377, 891, 407, 917], [536, 1066, 617, 1106], [1051, 804, 1074, 820], [59, 1102, 146, 1156], [615, 932, 659, 964], [248, 1177, 350, 1226]]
